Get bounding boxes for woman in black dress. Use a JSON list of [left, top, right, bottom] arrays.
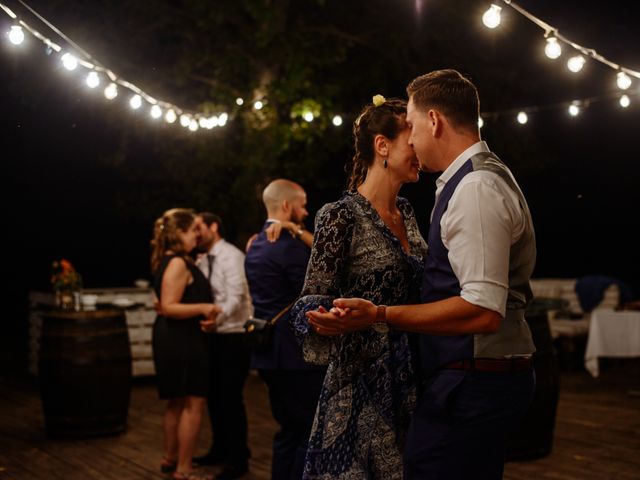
[[150, 208, 219, 480]]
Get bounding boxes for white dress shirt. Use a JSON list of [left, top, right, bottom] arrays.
[[196, 239, 253, 333], [435, 141, 528, 317]]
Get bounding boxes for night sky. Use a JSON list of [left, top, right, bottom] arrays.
[[2, 0, 640, 351]]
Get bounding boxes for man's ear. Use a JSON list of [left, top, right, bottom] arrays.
[[210, 222, 219, 235], [428, 109, 443, 137], [282, 199, 291, 214]]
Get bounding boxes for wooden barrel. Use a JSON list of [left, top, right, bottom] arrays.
[[38, 309, 132, 438], [506, 301, 561, 461]]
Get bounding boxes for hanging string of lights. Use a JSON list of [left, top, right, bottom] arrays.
[[479, 0, 638, 126], [2, 0, 637, 132], [1, 1, 234, 132], [1, 0, 346, 131]]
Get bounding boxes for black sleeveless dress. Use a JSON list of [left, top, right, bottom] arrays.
[[152, 254, 213, 399]]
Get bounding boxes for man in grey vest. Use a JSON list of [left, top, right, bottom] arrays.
[[306, 69, 536, 480]]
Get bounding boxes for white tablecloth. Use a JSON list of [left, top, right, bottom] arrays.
[[584, 309, 640, 377]]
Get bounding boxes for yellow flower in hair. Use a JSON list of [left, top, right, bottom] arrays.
[[372, 94, 386, 107]]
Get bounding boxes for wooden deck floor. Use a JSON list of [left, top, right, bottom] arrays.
[[1, 362, 639, 480]]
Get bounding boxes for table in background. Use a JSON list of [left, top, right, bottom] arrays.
[[584, 309, 640, 377]]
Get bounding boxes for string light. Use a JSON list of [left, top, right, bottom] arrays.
[[619, 95, 630, 108], [85, 71, 100, 88], [482, 4, 502, 29], [1, 0, 636, 135], [179, 114, 191, 127], [567, 55, 585, 73], [516, 111, 528, 124], [568, 103, 580, 117], [544, 36, 561, 59], [61, 52, 78, 70], [480, 91, 638, 126], [0, 1, 231, 132], [8, 25, 24, 45], [129, 94, 142, 110], [482, 1, 640, 91], [150, 104, 162, 119], [616, 71, 632, 90], [104, 82, 118, 100], [165, 109, 177, 123]]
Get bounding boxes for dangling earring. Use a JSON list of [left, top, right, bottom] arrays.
[[383, 158, 388, 169]]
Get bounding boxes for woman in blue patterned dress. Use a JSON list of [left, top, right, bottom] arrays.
[[291, 96, 427, 479]]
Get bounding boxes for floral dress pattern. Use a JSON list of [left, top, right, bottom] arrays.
[[291, 191, 427, 479]]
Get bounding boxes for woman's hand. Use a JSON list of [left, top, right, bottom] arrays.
[[245, 233, 258, 252], [200, 304, 220, 332], [265, 221, 284, 243], [306, 298, 376, 335]]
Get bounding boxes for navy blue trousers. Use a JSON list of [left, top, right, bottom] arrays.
[[206, 333, 251, 466], [404, 368, 535, 480], [259, 369, 325, 480]]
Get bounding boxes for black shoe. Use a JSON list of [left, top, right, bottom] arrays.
[[192, 452, 225, 466], [216, 463, 248, 480]]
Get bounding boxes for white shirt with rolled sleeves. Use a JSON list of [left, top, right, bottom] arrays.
[[197, 239, 253, 333], [435, 141, 528, 318]]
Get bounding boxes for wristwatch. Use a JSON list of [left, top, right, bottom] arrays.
[[372, 304, 389, 333], [295, 227, 304, 238]]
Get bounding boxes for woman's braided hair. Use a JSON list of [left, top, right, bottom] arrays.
[[345, 97, 407, 191]]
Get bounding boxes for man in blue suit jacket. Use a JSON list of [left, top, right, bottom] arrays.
[[245, 179, 326, 480]]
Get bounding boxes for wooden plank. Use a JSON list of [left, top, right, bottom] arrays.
[[1, 363, 638, 480]]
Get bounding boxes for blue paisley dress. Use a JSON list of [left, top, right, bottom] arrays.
[[291, 191, 427, 479]]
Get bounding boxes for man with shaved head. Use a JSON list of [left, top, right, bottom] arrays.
[[244, 179, 325, 480]]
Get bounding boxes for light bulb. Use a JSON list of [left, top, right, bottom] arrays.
[[150, 105, 162, 119], [61, 53, 78, 70], [616, 71, 632, 90], [188, 119, 199, 131], [567, 55, 585, 73], [208, 116, 219, 128], [218, 112, 228, 125], [236, 97, 244, 106], [619, 95, 630, 108], [482, 5, 501, 29], [180, 114, 191, 127], [104, 83, 118, 99], [517, 111, 528, 125], [254, 100, 263, 110], [303, 111, 314, 122], [568, 104, 580, 117], [86, 71, 100, 88], [544, 37, 561, 59], [198, 117, 208, 128], [165, 109, 177, 123], [332, 115, 343, 126], [129, 94, 142, 109], [8, 25, 25, 45], [478, 116, 484, 129]]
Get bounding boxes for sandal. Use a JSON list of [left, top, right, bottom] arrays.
[[160, 458, 177, 473], [172, 471, 215, 480]]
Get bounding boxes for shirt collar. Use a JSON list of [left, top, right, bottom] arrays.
[[436, 141, 490, 189], [209, 238, 225, 256]]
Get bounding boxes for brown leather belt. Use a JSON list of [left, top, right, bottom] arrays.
[[444, 357, 533, 373]]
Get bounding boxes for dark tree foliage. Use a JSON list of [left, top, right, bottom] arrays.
[[3, 0, 639, 294]]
